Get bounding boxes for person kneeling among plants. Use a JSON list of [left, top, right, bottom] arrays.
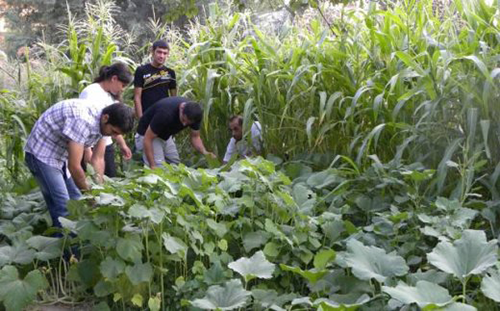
[[24, 100, 135, 228], [135, 96, 215, 169], [223, 115, 262, 163]]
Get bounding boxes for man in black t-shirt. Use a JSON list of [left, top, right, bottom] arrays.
[[135, 96, 215, 169], [133, 40, 177, 119]]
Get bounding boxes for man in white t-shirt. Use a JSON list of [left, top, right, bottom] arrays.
[[223, 115, 262, 163]]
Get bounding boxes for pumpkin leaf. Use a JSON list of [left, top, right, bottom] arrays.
[[427, 230, 498, 281], [345, 239, 409, 283], [191, 279, 251, 310], [228, 251, 275, 282]]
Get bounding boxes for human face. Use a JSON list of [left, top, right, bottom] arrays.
[[100, 115, 124, 136], [229, 119, 243, 141], [108, 76, 127, 96], [151, 47, 169, 67]]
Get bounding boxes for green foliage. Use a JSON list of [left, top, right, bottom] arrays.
[[427, 230, 498, 282], [0, 266, 48, 311], [228, 251, 275, 282], [2, 0, 500, 309], [191, 279, 251, 310], [481, 270, 500, 303], [344, 239, 409, 283], [383, 280, 454, 308]]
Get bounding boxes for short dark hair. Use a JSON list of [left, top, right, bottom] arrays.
[[229, 115, 243, 126], [183, 102, 203, 124], [102, 104, 135, 133], [94, 62, 133, 84], [152, 40, 169, 51]]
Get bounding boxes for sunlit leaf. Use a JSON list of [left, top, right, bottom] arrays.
[[314, 249, 336, 270], [162, 233, 188, 256], [382, 281, 452, 308], [314, 294, 370, 310], [191, 279, 250, 310], [280, 264, 328, 284], [427, 230, 498, 281], [481, 270, 500, 302], [228, 251, 275, 281], [128, 204, 165, 224], [345, 239, 409, 282], [131, 293, 143, 307]]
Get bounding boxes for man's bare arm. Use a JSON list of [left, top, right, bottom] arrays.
[[134, 87, 143, 119], [68, 141, 89, 191]]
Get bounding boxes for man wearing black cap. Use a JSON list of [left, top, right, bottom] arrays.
[[133, 40, 177, 119]]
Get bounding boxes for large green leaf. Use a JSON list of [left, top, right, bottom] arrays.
[[382, 281, 452, 308], [191, 279, 251, 310], [280, 264, 328, 284], [26, 236, 62, 261], [96, 193, 125, 206], [0, 244, 36, 266], [314, 249, 336, 270], [427, 230, 498, 281], [100, 257, 126, 280], [242, 231, 270, 253], [228, 251, 275, 282], [345, 239, 409, 283], [251, 289, 296, 310], [206, 219, 228, 238], [0, 266, 48, 311], [116, 236, 143, 263], [314, 294, 370, 310], [162, 233, 188, 257], [125, 262, 153, 285], [481, 270, 500, 302], [127, 204, 165, 224]]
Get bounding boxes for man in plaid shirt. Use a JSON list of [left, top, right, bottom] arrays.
[[24, 99, 134, 228]]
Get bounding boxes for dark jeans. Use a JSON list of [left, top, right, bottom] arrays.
[[104, 144, 116, 177], [25, 152, 81, 228], [81, 144, 117, 177]]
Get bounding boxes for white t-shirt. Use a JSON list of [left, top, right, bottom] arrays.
[[223, 122, 262, 162], [79, 83, 116, 146]]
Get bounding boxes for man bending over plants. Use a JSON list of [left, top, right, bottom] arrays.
[[24, 100, 135, 228], [135, 96, 215, 169], [223, 115, 262, 163]]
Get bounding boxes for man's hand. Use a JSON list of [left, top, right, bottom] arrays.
[[114, 135, 132, 160], [203, 151, 217, 159], [119, 144, 132, 160]]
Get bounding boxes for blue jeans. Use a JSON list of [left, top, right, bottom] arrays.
[[25, 152, 81, 228]]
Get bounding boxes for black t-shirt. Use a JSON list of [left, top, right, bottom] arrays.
[[134, 63, 176, 113], [136, 97, 201, 140]]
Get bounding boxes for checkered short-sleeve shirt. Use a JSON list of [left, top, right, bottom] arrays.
[[24, 99, 103, 169]]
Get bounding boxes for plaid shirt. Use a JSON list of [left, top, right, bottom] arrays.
[[25, 99, 103, 169]]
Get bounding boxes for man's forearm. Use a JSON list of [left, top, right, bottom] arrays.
[[143, 137, 156, 168], [114, 135, 127, 148], [134, 99, 142, 119], [191, 136, 208, 154], [90, 157, 105, 183], [69, 165, 89, 191]]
